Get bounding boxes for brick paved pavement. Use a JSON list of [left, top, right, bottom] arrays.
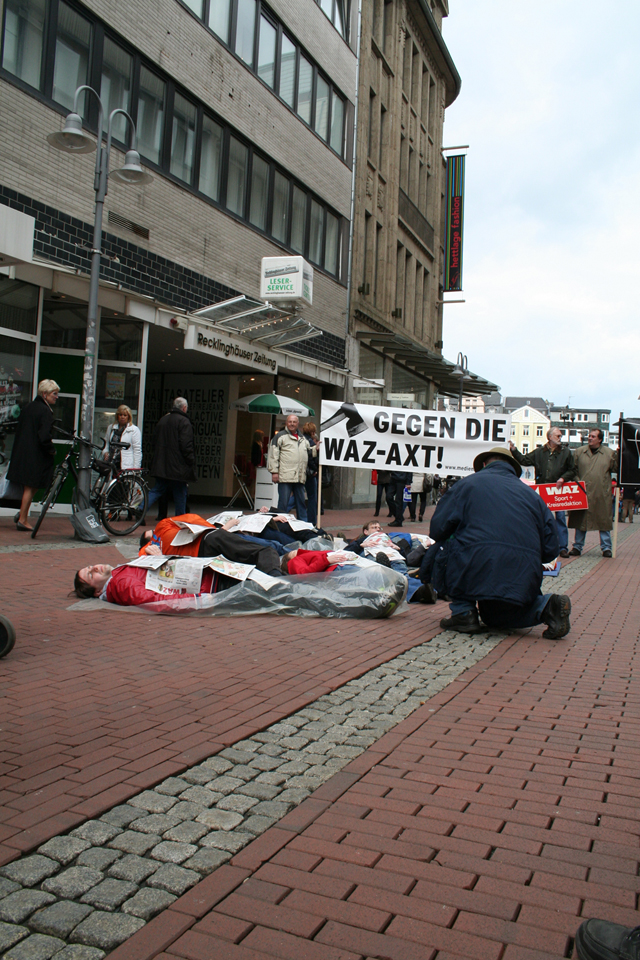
[[100, 524, 640, 960], [0, 507, 438, 862]]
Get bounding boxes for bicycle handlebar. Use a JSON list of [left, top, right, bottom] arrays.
[[52, 425, 106, 451]]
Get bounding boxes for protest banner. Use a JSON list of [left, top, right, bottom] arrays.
[[531, 481, 588, 512], [319, 400, 511, 477], [620, 418, 640, 485]]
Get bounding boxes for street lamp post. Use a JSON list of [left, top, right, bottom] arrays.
[[451, 352, 470, 411], [47, 86, 152, 502], [559, 406, 576, 446]]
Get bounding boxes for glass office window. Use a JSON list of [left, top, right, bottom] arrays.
[[100, 37, 132, 142], [199, 115, 223, 200], [290, 186, 306, 253], [182, 0, 203, 16], [249, 155, 269, 230], [297, 56, 313, 124], [271, 172, 289, 243], [309, 199, 324, 264], [235, 0, 256, 66], [315, 74, 329, 141], [99, 315, 143, 362], [226, 136, 248, 216], [0, 277, 39, 336], [209, 0, 231, 42], [330, 91, 344, 154], [320, 0, 332, 17], [334, 0, 345, 37], [170, 92, 196, 183], [53, 2, 91, 113], [257, 15, 276, 88], [2, 0, 46, 89], [325, 212, 339, 275], [279, 34, 296, 107], [41, 300, 87, 350], [137, 66, 165, 165]]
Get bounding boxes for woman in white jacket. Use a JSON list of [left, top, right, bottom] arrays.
[[104, 405, 142, 470]]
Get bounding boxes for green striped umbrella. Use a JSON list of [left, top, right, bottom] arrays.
[[229, 393, 315, 416]]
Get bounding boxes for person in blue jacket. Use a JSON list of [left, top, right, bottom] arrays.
[[429, 446, 571, 638]]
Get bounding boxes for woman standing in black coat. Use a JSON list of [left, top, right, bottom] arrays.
[[7, 379, 60, 530]]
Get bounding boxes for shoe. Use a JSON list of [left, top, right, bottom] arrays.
[[13, 512, 19, 524], [542, 594, 571, 639], [569, 547, 581, 556], [378, 576, 408, 618], [375, 552, 391, 568], [418, 515, 424, 522], [559, 549, 570, 558], [388, 521, 403, 527], [411, 583, 437, 604], [575, 919, 640, 960], [602, 549, 612, 557], [387, 513, 394, 518], [374, 512, 380, 517], [16, 521, 33, 531], [440, 610, 482, 634]]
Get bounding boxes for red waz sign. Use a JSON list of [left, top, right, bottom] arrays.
[[532, 482, 588, 512]]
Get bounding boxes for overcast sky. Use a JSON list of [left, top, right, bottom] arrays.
[[440, 1, 640, 419]]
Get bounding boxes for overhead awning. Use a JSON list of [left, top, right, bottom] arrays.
[[356, 331, 498, 397], [190, 295, 322, 348]]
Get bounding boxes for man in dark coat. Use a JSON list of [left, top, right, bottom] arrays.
[[430, 447, 571, 639], [147, 397, 196, 517], [510, 426, 576, 558], [388, 471, 412, 527], [7, 379, 60, 530]]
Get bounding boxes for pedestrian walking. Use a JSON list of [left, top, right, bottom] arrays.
[[147, 397, 196, 518], [510, 426, 576, 557], [387, 471, 412, 527], [409, 473, 433, 522], [7, 379, 60, 531], [568, 429, 618, 557]]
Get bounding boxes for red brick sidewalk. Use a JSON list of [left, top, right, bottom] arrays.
[[0, 508, 440, 863], [108, 527, 640, 960]]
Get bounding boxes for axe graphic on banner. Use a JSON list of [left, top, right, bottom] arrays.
[[320, 402, 367, 437]]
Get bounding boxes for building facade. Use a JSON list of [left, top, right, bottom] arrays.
[[549, 406, 612, 448], [0, 0, 358, 503], [509, 404, 551, 457]]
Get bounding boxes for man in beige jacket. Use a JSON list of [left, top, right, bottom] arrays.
[[267, 415, 318, 520], [568, 429, 618, 557]]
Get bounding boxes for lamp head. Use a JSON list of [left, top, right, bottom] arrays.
[[110, 149, 153, 185], [46, 113, 96, 154]]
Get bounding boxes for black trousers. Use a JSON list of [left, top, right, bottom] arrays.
[[390, 480, 408, 524], [375, 483, 392, 515], [198, 529, 280, 575]]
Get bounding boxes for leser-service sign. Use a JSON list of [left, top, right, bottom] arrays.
[[320, 400, 511, 476]]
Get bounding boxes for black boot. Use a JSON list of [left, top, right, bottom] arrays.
[[542, 594, 571, 639], [440, 610, 482, 634], [576, 920, 640, 960]]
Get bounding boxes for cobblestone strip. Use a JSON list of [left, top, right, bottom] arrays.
[[0, 537, 634, 958]]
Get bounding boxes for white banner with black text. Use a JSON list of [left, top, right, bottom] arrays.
[[319, 401, 512, 477]]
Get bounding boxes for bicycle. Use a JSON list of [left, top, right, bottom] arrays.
[[30, 427, 148, 539]]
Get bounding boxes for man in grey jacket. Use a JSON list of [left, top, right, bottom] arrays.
[[267, 414, 318, 519]]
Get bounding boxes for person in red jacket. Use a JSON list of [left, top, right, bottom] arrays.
[[281, 549, 355, 575], [73, 563, 221, 605]]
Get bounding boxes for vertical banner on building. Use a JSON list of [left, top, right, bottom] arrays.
[[443, 154, 465, 292]]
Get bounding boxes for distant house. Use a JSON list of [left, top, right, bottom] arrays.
[[503, 397, 550, 416], [510, 405, 551, 456], [549, 406, 612, 448]]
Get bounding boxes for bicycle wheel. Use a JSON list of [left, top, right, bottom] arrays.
[[100, 473, 148, 536], [0, 615, 16, 658], [31, 469, 66, 539]]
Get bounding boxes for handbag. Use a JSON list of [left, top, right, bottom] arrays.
[[0, 477, 23, 500], [68, 508, 110, 543]]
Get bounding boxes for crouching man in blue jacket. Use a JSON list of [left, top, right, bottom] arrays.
[[429, 447, 571, 639]]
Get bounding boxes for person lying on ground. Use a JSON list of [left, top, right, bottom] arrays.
[[74, 563, 241, 605], [138, 514, 284, 566], [346, 521, 427, 574], [258, 505, 330, 542], [428, 446, 571, 638], [280, 548, 434, 603]]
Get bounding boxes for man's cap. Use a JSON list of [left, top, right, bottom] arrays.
[[473, 446, 522, 478]]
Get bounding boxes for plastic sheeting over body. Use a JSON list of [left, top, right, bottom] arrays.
[[70, 565, 409, 619]]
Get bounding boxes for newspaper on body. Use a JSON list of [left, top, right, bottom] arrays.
[[170, 521, 213, 546], [144, 557, 211, 594]]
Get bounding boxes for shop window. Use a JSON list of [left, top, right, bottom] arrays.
[[249, 154, 269, 230], [271, 172, 289, 243], [95, 365, 140, 410], [297, 56, 313, 124], [235, 0, 256, 66], [2, 0, 46, 89], [98, 316, 143, 363], [226, 136, 248, 216], [53, 2, 92, 114], [100, 38, 132, 142], [257, 14, 276, 88], [0, 278, 39, 336], [137, 66, 166, 166], [315, 74, 330, 141], [209, 0, 231, 42], [170, 92, 196, 183], [290, 186, 306, 254], [41, 300, 87, 350], [199, 115, 223, 200], [0, 334, 35, 466], [279, 34, 296, 107], [308, 200, 324, 265]]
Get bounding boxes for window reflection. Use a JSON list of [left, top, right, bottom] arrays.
[[297, 56, 313, 124], [257, 16, 276, 88], [101, 38, 132, 142], [249, 155, 269, 230], [272, 173, 289, 243], [171, 92, 196, 183], [226, 136, 248, 216], [330, 92, 344, 154], [279, 34, 296, 107], [309, 199, 324, 265], [209, 0, 231, 42], [53, 2, 91, 114], [99, 315, 143, 363], [235, 0, 256, 66], [41, 300, 87, 351], [0, 277, 39, 336], [199, 116, 223, 200], [137, 66, 165, 165], [315, 75, 330, 141], [291, 186, 306, 254], [2, 0, 46, 89]]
